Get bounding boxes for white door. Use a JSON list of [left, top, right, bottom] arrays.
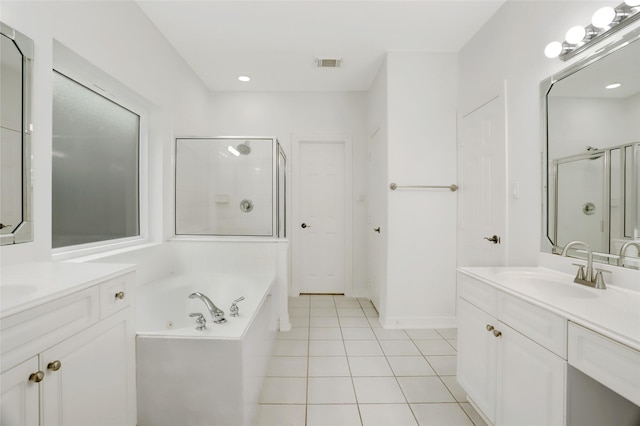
[[367, 127, 385, 309], [0, 357, 40, 426], [458, 94, 507, 267], [294, 139, 347, 294]]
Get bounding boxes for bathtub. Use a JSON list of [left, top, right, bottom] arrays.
[[135, 272, 277, 426]]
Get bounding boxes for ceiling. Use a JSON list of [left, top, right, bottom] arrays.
[[136, 1, 506, 92]]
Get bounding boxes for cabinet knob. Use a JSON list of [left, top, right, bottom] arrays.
[[29, 371, 45, 383], [115, 291, 125, 300], [486, 324, 494, 332], [47, 360, 62, 371], [493, 329, 502, 338]]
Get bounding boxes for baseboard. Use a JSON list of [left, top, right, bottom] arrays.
[[278, 316, 292, 332], [379, 315, 457, 329]]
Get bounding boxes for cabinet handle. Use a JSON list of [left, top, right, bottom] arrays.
[[493, 329, 502, 338], [486, 324, 494, 332], [115, 291, 125, 300], [29, 371, 45, 383], [47, 360, 62, 371]]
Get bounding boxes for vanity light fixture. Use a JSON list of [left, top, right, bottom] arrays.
[[238, 75, 251, 82], [544, 1, 640, 60], [605, 83, 622, 89]]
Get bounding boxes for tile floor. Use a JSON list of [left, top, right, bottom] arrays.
[[254, 295, 487, 426]]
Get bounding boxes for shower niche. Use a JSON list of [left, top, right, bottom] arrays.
[[175, 137, 286, 237]]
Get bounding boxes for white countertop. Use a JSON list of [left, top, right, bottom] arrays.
[[1, 262, 135, 318], [458, 266, 640, 352]]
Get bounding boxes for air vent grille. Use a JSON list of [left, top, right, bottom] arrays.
[[315, 58, 342, 68]]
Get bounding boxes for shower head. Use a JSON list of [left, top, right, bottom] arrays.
[[237, 141, 251, 155]]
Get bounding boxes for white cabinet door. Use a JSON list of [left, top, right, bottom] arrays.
[[1, 357, 40, 426], [457, 298, 497, 423], [496, 322, 566, 426], [41, 309, 135, 426]]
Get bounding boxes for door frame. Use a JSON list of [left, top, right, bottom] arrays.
[[291, 134, 353, 296]]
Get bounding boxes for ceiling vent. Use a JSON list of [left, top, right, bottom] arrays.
[[315, 58, 342, 68]]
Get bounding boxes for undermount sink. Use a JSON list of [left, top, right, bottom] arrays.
[[495, 269, 598, 299]]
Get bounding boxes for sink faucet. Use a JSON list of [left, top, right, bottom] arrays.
[[561, 241, 594, 282], [618, 241, 640, 267], [189, 292, 226, 324]]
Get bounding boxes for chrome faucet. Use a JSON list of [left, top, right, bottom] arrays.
[[618, 241, 640, 267], [561, 240, 608, 289], [189, 292, 226, 324]]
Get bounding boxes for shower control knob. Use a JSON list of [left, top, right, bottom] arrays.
[[301, 223, 311, 229], [373, 227, 381, 233], [484, 235, 501, 244]]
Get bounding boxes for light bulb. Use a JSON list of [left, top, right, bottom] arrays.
[[625, 0, 640, 6], [228, 146, 240, 156], [566, 26, 586, 44], [238, 75, 251, 82], [592, 7, 616, 28], [544, 41, 563, 58], [605, 83, 622, 89]]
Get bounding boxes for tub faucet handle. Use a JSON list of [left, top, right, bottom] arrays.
[[230, 297, 245, 317], [189, 312, 207, 331]]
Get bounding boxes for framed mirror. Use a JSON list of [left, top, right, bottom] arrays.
[[542, 27, 640, 269], [1, 22, 33, 245]]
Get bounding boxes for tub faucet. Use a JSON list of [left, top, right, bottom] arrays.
[[189, 292, 227, 324], [618, 241, 640, 267]]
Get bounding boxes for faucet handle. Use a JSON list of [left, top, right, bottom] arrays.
[[189, 312, 207, 330], [230, 296, 245, 317], [571, 263, 586, 281], [593, 269, 611, 290]]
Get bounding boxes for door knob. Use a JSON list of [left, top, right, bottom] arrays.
[[47, 360, 62, 371], [301, 223, 311, 229], [373, 227, 381, 233], [484, 235, 501, 244], [29, 371, 45, 383]]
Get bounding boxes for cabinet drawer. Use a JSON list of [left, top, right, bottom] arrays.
[[497, 292, 567, 358], [99, 272, 134, 319], [457, 272, 497, 316], [568, 322, 640, 406], [0, 287, 99, 373]]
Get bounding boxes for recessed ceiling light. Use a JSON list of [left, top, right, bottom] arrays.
[[238, 75, 251, 82], [605, 83, 622, 89]]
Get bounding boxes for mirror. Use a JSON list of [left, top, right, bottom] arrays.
[[0, 22, 33, 245], [543, 28, 640, 269]]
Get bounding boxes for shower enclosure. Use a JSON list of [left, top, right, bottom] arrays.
[[175, 137, 286, 237]]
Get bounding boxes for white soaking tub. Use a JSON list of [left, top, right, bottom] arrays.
[[135, 272, 277, 426]]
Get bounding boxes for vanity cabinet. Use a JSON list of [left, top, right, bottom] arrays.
[[457, 273, 566, 426], [0, 269, 136, 426]]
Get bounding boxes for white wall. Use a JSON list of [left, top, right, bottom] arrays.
[[206, 91, 369, 292], [457, 0, 637, 266], [0, 1, 209, 266]]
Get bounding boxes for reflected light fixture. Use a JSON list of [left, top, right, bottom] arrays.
[[605, 83, 622, 89], [544, 1, 640, 60], [228, 146, 240, 156], [238, 75, 251, 82]]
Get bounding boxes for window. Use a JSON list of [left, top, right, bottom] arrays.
[[52, 70, 140, 249]]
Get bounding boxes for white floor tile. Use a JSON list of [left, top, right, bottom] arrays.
[[308, 357, 350, 377], [397, 377, 455, 403], [348, 356, 393, 376], [426, 356, 457, 376], [440, 376, 466, 402], [352, 377, 406, 403], [288, 297, 310, 308], [307, 377, 356, 404], [259, 378, 307, 404], [460, 402, 488, 426], [310, 317, 340, 328], [344, 340, 384, 356], [338, 307, 366, 317], [341, 327, 376, 340], [358, 298, 374, 307], [367, 317, 383, 328], [363, 307, 379, 317], [309, 327, 343, 340], [310, 298, 336, 307], [339, 317, 371, 328], [387, 356, 436, 377], [309, 340, 346, 356], [289, 316, 310, 327], [289, 307, 310, 317], [267, 357, 308, 377], [379, 340, 420, 356], [272, 340, 309, 357], [252, 404, 306, 426], [411, 403, 473, 426], [359, 404, 418, 426], [310, 307, 338, 317], [306, 404, 361, 426], [405, 329, 442, 340], [414, 340, 457, 356], [436, 328, 458, 340], [277, 328, 310, 340], [334, 297, 361, 308], [374, 328, 410, 340]]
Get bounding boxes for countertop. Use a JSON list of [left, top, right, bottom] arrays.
[[1, 261, 135, 318], [458, 266, 640, 352]]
